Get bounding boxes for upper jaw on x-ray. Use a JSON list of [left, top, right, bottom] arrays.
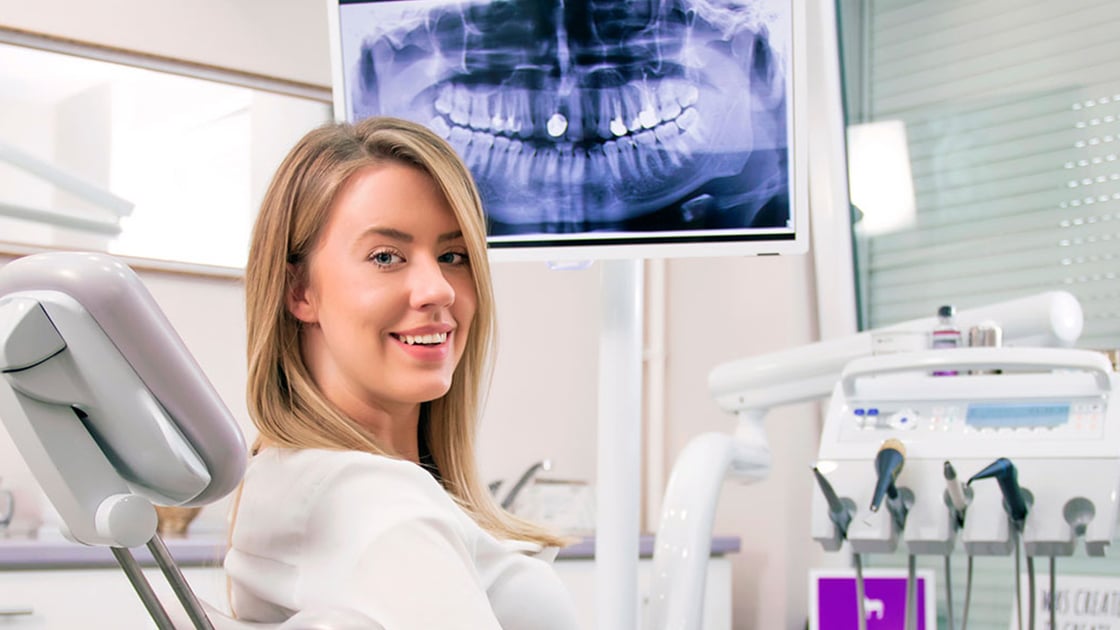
[[350, 0, 789, 235]]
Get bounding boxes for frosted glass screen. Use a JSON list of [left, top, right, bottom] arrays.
[[965, 403, 1071, 429]]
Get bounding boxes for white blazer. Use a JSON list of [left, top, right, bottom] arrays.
[[226, 448, 581, 629]]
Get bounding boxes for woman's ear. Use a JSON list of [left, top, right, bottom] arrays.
[[285, 262, 318, 324]]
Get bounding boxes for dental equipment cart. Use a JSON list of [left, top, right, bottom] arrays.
[[811, 347, 1119, 630]]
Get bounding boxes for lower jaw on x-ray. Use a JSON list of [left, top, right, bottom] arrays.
[[346, 0, 789, 236]]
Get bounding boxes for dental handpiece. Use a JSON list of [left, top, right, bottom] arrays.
[[813, 467, 851, 535], [944, 461, 968, 526], [968, 457, 1030, 526], [870, 438, 906, 513]]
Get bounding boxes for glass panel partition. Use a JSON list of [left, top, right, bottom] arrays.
[[840, 0, 1120, 349]]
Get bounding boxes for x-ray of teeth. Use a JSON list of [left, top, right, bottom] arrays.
[[338, 0, 790, 237]]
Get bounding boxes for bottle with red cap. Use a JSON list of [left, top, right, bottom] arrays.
[[931, 304, 961, 376]]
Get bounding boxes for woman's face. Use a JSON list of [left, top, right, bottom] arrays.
[[288, 162, 477, 418]]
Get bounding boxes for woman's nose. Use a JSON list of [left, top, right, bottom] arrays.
[[409, 258, 455, 309]]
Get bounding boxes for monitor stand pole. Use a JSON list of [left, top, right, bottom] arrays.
[[596, 258, 644, 630]]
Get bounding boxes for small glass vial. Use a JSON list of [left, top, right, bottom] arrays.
[[968, 322, 1003, 374], [931, 305, 961, 375]]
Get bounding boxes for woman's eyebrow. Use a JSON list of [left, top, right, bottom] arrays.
[[358, 228, 462, 244], [362, 227, 413, 242]]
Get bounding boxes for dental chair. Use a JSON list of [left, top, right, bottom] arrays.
[[0, 252, 381, 630]]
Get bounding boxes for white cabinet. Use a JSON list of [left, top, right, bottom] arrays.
[[554, 557, 733, 630], [0, 558, 732, 629], [0, 567, 225, 628]]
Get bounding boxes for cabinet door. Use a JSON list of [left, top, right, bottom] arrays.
[[0, 567, 227, 628], [553, 558, 732, 630]]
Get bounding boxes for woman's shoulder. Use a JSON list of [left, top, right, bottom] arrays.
[[255, 447, 433, 478], [247, 447, 459, 517]]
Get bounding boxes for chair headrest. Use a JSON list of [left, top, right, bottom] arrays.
[[0, 252, 246, 546]]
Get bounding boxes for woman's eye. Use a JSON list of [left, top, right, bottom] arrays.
[[370, 251, 404, 267], [438, 251, 469, 265]]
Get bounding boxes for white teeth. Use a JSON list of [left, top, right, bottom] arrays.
[[450, 86, 471, 126], [399, 333, 448, 346]]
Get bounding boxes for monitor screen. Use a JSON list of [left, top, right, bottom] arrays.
[[327, 0, 807, 260]]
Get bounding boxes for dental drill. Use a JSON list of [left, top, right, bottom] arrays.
[[869, 438, 907, 526], [812, 467, 864, 630], [968, 458, 1033, 630], [868, 439, 919, 630], [813, 438, 914, 630], [944, 462, 968, 529], [943, 461, 971, 630]]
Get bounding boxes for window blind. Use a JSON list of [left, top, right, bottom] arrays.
[[851, 1, 1120, 628], [855, 0, 1120, 350]]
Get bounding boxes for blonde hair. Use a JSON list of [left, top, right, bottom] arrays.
[[242, 116, 565, 547]]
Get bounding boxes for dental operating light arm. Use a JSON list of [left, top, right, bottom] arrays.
[[0, 252, 246, 547]]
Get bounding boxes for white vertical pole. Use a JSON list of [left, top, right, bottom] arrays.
[[644, 259, 667, 532], [596, 258, 644, 630]]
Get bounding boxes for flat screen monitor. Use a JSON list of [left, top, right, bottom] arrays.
[[327, 0, 807, 260]]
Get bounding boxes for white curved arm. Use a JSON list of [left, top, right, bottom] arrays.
[[645, 432, 767, 630]]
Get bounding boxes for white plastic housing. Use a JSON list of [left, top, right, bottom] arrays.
[[811, 347, 1119, 558], [0, 252, 246, 547], [710, 291, 1084, 414]]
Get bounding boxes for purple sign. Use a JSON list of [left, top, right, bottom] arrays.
[[813, 574, 931, 630]]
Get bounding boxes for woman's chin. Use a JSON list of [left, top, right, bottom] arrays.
[[412, 381, 454, 404]]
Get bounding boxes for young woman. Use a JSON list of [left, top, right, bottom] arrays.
[[226, 116, 579, 629]]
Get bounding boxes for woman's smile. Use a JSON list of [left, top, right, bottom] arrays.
[[389, 324, 455, 361]]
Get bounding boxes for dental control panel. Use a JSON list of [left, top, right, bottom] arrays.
[[811, 347, 1120, 558], [838, 398, 1107, 444], [820, 348, 1118, 461]]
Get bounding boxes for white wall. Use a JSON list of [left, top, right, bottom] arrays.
[[664, 256, 822, 629], [0, 99, 57, 249], [479, 262, 602, 487], [0, 3, 852, 628], [1, 0, 330, 87]]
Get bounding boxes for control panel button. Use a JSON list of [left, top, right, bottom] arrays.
[[888, 409, 919, 430]]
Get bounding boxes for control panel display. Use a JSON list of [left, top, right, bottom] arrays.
[[965, 403, 1071, 429]]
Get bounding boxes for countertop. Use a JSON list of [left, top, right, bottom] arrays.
[[0, 531, 742, 570]]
